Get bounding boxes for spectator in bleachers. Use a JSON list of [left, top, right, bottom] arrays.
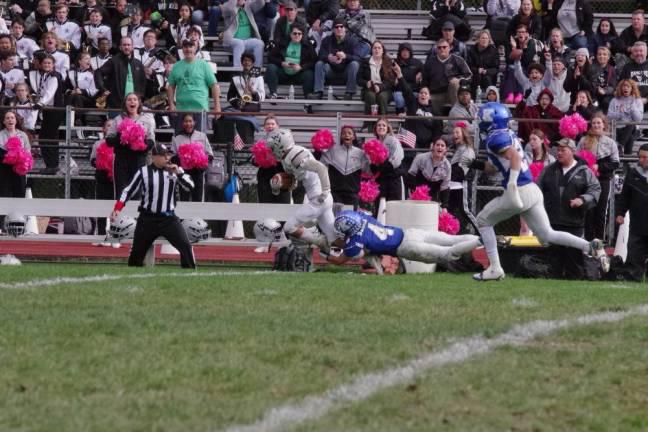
[[357, 40, 396, 117], [422, 38, 472, 108], [256, 114, 291, 203], [485, 0, 519, 47], [547, 27, 573, 63], [183, 27, 212, 62], [312, 18, 360, 100], [266, 22, 316, 99], [24, 0, 52, 41], [524, 128, 555, 165], [222, 0, 266, 67], [589, 46, 616, 111], [546, 0, 592, 50], [608, 79, 643, 155], [563, 47, 594, 104], [393, 43, 423, 114], [537, 137, 601, 279], [39, 31, 70, 79], [406, 138, 451, 207], [46, 4, 82, 53], [0, 55, 26, 102], [105, 92, 156, 197], [10, 83, 38, 132], [108, 0, 128, 47], [12, 18, 40, 63], [616, 10, 648, 59], [167, 39, 221, 131], [516, 87, 562, 142], [566, 89, 596, 120], [448, 123, 474, 230], [95, 36, 147, 111], [320, 125, 368, 208], [207, 0, 226, 38], [589, 18, 617, 58], [252, 0, 278, 44], [400, 78, 444, 149], [120, 7, 150, 50], [614, 143, 648, 281], [305, 0, 339, 50], [542, 53, 570, 112], [370, 117, 404, 202], [83, 9, 112, 53], [620, 41, 648, 102], [8, 0, 34, 21], [432, 21, 468, 59], [448, 86, 477, 131], [65, 51, 99, 129], [336, 0, 375, 58], [272, 1, 307, 47], [135, 30, 166, 101], [425, 0, 471, 42], [187, 0, 209, 25], [73, 0, 108, 25], [577, 112, 619, 241], [485, 84, 500, 101], [467, 29, 500, 100], [90, 119, 114, 239], [90, 37, 112, 70], [30, 53, 65, 174], [171, 113, 214, 201], [502, 23, 543, 103], [512, 60, 546, 106], [507, 0, 542, 41], [0, 110, 31, 199]]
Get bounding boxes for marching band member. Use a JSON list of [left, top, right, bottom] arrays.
[[83, 8, 112, 52], [90, 37, 112, 70], [46, 4, 82, 52], [39, 31, 70, 79]]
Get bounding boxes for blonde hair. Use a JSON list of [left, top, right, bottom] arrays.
[[615, 79, 641, 98], [453, 124, 474, 150], [581, 112, 608, 151]]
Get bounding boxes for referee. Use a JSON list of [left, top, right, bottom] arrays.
[[110, 143, 196, 268]]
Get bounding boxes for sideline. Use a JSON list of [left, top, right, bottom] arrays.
[[224, 304, 648, 432], [0, 270, 279, 290]]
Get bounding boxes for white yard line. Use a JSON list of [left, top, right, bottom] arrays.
[[225, 304, 648, 432], [0, 271, 277, 290]]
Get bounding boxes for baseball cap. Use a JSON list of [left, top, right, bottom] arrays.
[[557, 138, 576, 151], [442, 21, 455, 30], [334, 17, 346, 27], [283, 0, 297, 8], [152, 143, 173, 156], [457, 86, 471, 96]]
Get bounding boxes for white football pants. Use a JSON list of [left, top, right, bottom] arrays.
[[396, 229, 481, 263], [284, 194, 337, 242]]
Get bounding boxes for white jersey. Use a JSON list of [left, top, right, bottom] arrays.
[[83, 23, 112, 49], [45, 50, 70, 80], [91, 54, 111, 70], [121, 24, 150, 49], [46, 19, 82, 50], [67, 69, 98, 97], [0, 68, 26, 98], [281, 145, 322, 200], [15, 36, 40, 61]]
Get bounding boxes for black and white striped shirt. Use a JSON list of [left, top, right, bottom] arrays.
[[116, 165, 194, 215]]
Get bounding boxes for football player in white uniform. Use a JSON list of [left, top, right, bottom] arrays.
[[266, 128, 336, 248], [466, 102, 609, 281]]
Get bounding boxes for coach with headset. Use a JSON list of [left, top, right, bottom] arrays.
[[110, 143, 197, 268]]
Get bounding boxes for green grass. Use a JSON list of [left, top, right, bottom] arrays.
[[0, 264, 647, 431]]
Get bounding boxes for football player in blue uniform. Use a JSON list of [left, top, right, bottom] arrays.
[[464, 102, 609, 281], [325, 210, 481, 267]]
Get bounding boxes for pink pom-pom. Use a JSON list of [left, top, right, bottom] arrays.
[[178, 142, 209, 170], [5, 136, 22, 151], [410, 184, 432, 201], [529, 161, 545, 180], [559, 113, 588, 140], [438, 211, 460, 235], [576, 149, 599, 177], [2, 136, 32, 175], [117, 118, 147, 151], [95, 141, 115, 180], [311, 128, 334, 152], [363, 139, 389, 165], [250, 140, 278, 168], [358, 179, 380, 203]]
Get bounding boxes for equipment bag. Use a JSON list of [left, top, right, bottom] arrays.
[[273, 244, 312, 272]]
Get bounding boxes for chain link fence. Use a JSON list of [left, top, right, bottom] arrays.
[[366, 0, 637, 14]]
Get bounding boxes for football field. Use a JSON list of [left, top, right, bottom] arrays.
[[1, 264, 647, 431]]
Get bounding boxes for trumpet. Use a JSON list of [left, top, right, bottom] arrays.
[[241, 94, 252, 104]]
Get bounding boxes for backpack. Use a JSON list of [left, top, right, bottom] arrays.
[[273, 244, 312, 272], [206, 151, 227, 189]]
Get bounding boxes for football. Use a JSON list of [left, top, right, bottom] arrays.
[[270, 172, 296, 190]]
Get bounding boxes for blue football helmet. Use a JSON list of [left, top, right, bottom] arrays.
[[334, 210, 363, 237], [478, 102, 512, 133]]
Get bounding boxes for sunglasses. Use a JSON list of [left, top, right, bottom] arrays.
[[334, 25, 344, 28]]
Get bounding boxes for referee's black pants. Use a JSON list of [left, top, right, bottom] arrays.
[[128, 213, 196, 268]]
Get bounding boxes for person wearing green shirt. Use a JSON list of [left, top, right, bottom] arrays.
[[167, 40, 221, 132], [221, 0, 265, 67]]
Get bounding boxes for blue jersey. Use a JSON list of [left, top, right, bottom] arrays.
[[484, 129, 533, 187], [343, 213, 404, 258]]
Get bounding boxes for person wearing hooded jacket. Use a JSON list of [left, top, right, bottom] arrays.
[[393, 42, 423, 114], [516, 87, 563, 142]]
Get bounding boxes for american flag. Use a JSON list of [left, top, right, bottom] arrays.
[[233, 132, 245, 151], [397, 126, 416, 148]]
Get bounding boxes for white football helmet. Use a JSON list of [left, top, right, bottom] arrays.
[[266, 128, 295, 158], [109, 214, 136, 240], [254, 219, 285, 243], [182, 218, 211, 243], [4, 212, 26, 237]]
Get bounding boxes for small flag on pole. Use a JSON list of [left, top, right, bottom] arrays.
[[233, 132, 245, 151], [397, 126, 416, 148]]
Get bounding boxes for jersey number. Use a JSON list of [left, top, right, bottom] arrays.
[[367, 223, 394, 240]]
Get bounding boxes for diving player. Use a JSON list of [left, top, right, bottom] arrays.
[[464, 102, 609, 281]]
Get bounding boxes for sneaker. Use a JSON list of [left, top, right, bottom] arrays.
[[513, 93, 524, 103], [111, 242, 122, 249], [473, 266, 505, 281], [589, 239, 610, 273], [308, 91, 323, 100], [269, 92, 278, 99], [504, 93, 515, 104]]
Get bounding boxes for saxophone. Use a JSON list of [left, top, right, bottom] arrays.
[[95, 92, 108, 108]]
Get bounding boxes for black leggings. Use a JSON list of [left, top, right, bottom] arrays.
[[128, 214, 196, 268]]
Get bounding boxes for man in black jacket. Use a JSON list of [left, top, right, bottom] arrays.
[[537, 138, 601, 279], [615, 144, 648, 281], [95, 37, 147, 110]]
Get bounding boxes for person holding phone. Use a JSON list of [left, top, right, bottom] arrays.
[[265, 22, 317, 99]]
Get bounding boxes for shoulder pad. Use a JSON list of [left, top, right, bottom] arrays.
[[284, 145, 312, 167]]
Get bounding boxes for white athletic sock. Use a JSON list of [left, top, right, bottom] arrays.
[[479, 226, 501, 270]]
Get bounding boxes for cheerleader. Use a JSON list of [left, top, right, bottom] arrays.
[[90, 119, 115, 241], [171, 113, 213, 202], [0, 110, 31, 199]]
